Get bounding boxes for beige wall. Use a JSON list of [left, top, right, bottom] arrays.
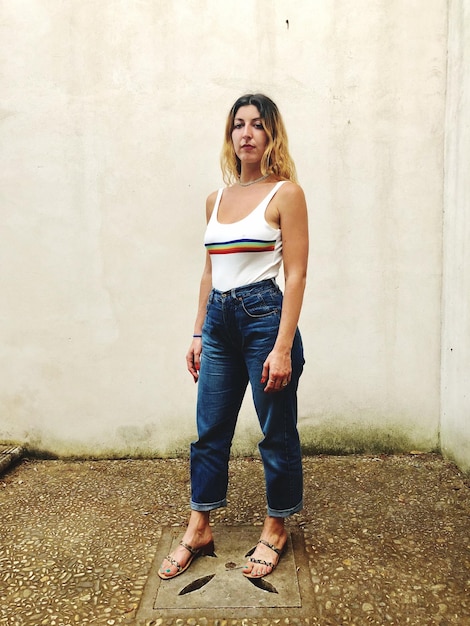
[[441, 0, 470, 473], [1, 1, 461, 464]]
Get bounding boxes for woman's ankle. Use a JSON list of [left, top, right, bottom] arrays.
[[261, 516, 287, 541], [183, 511, 212, 545], [187, 511, 210, 534]]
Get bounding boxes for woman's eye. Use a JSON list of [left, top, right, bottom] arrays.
[[254, 123, 264, 130], [233, 123, 243, 129]]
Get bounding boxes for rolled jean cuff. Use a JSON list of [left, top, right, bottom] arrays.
[[190, 498, 227, 512], [267, 498, 303, 518]]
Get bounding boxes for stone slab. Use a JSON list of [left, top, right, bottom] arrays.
[[137, 525, 316, 622]]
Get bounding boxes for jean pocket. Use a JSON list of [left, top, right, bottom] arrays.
[[239, 292, 281, 318]]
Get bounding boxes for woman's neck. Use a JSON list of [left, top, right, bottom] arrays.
[[238, 165, 269, 186]]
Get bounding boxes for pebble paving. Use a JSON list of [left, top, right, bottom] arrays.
[[0, 454, 469, 625]]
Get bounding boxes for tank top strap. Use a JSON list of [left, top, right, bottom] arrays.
[[251, 180, 288, 215], [208, 188, 224, 225]]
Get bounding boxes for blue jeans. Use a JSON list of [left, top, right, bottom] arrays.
[[190, 279, 305, 518]]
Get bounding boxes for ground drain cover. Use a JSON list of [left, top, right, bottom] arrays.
[[137, 525, 315, 622]]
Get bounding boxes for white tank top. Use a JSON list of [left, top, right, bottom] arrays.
[[204, 181, 286, 291]]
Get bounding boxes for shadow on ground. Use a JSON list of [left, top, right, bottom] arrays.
[[0, 454, 469, 625]]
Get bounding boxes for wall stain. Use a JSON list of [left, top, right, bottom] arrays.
[[8, 422, 440, 460]]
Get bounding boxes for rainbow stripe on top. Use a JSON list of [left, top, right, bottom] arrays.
[[206, 238, 276, 255]]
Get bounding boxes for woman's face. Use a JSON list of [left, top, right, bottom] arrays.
[[231, 105, 268, 167]]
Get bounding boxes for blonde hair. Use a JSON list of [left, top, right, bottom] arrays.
[[220, 94, 298, 186]]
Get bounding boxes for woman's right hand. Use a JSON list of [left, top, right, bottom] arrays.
[[186, 337, 202, 382], [187, 242, 213, 384]]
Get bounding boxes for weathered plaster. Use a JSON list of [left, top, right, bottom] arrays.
[[440, 0, 470, 474], [1, 1, 462, 467]]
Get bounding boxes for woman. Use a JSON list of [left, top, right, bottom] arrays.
[[159, 93, 308, 580]]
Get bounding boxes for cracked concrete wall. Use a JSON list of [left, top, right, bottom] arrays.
[[441, 0, 470, 474], [0, 1, 451, 459]]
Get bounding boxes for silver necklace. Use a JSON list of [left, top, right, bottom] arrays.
[[238, 173, 270, 187]]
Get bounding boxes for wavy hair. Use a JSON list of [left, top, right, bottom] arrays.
[[220, 93, 298, 186]]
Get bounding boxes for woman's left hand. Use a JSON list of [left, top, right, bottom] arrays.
[[261, 350, 292, 393]]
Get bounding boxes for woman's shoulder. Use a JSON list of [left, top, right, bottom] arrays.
[[276, 180, 306, 203], [205, 188, 221, 221], [277, 179, 304, 192], [206, 188, 220, 204]]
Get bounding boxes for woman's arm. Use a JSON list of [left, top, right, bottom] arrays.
[[262, 183, 308, 392], [186, 252, 212, 382], [186, 192, 217, 382]]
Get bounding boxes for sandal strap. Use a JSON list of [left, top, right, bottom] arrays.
[[179, 541, 200, 556], [164, 554, 183, 572], [249, 557, 274, 568], [258, 539, 283, 555]]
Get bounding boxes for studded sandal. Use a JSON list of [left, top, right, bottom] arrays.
[[243, 538, 286, 578], [158, 539, 215, 580]]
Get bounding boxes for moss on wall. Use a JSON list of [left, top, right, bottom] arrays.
[[5, 419, 440, 460]]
